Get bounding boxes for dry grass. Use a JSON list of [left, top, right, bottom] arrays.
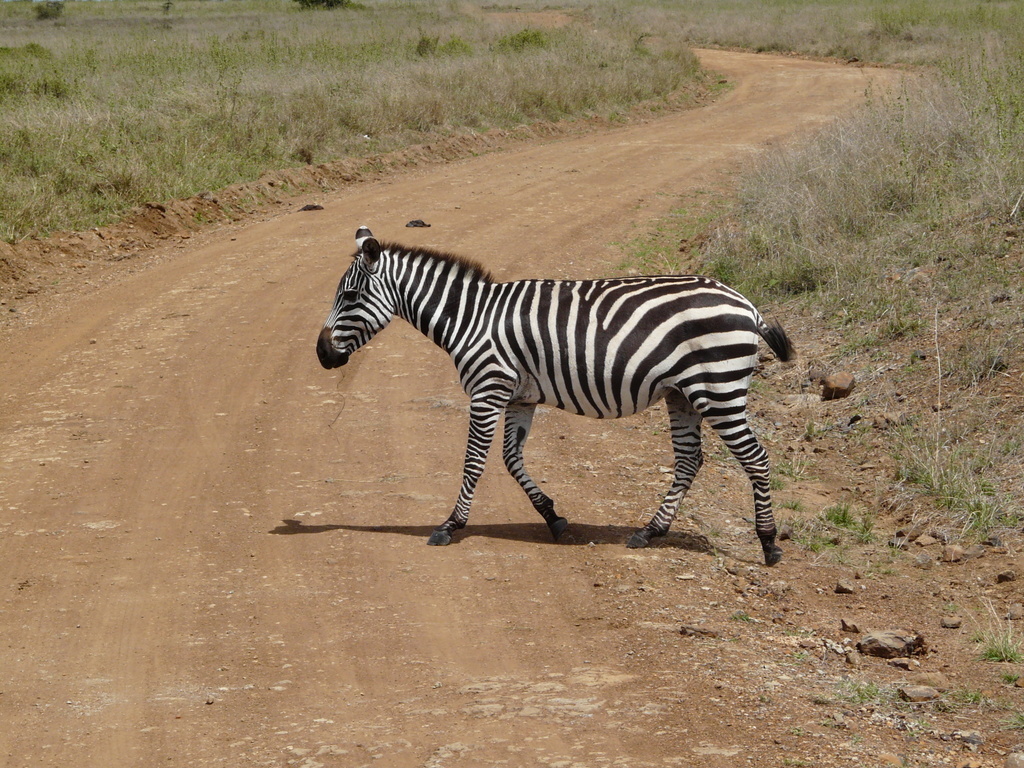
[[0, 0, 703, 241], [693, 34, 1024, 539]]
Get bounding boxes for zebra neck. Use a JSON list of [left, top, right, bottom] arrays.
[[392, 261, 496, 358]]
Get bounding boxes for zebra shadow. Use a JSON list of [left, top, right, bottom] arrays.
[[269, 518, 721, 556]]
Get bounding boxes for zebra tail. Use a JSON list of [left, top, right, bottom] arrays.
[[757, 318, 796, 362]]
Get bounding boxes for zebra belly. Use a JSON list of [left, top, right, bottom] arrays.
[[509, 370, 669, 419]]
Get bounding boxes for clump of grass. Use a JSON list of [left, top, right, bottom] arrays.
[[973, 624, 1024, 664], [822, 502, 875, 543], [837, 679, 896, 706], [894, 420, 1016, 539], [1003, 712, 1024, 731], [791, 502, 875, 552], [495, 28, 550, 53]]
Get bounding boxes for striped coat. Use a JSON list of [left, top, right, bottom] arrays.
[[317, 227, 794, 565]]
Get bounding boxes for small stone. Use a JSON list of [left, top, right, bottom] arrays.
[[822, 371, 856, 400], [963, 545, 987, 560], [911, 671, 951, 691], [941, 616, 963, 629], [878, 754, 903, 767], [835, 580, 856, 595], [896, 522, 929, 541], [955, 730, 985, 746], [914, 553, 934, 569], [899, 684, 939, 702], [778, 524, 793, 541], [1006, 753, 1024, 768], [840, 617, 862, 633], [873, 411, 909, 430], [1008, 604, 1024, 621], [942, 545, 965, 562], [680, 625, 722, 639], [997, 570, 1017, 584], [857, 629, 925, 658], [807, 366, 828, 383], [889, 657, 914, 670], [915, 534, 938, 547], [845, 650, 861, 667]]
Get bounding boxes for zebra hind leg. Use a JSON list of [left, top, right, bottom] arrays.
[[502, 403, 568, 541], [628, 391, 703, 549], [703, 410, 783, 567]]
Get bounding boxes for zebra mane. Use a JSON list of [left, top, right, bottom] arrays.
[[380, 241, 495, 284]]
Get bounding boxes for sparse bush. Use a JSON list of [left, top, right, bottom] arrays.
[[294, 0, 353, 8], [416, 35, 470, 57], [34, 1, 63, 21], [495, 29, 549, 53], [415, 34, 439, 57]]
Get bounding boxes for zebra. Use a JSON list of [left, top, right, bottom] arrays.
[[316, 227, 795, 566]]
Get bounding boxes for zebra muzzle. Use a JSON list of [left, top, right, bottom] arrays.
[[316, 328, 350, 369]]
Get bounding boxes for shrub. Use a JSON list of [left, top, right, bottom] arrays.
[[34, 1, 64, 21], [495, 29, 549, 53], [417, 35, 473, 58], [294, 0, 353, 9]]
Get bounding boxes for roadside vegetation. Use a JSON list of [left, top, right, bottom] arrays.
[[0, 0, 701, 242], [615, 2, 1024, 543], [697, 26, 1023, 543]]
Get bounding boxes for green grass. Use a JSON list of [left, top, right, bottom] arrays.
[[974, 624, 1024, 664], [836, 679, 895, 706], [1003, 712, 1024, 731], [0, 0, 704, 242], [894, 423, 1018, 538], [788, 501, 875, 553], [9, 0, 1023, 246]]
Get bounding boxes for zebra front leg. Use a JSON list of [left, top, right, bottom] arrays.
[[427, 393, 507, 546], [628, 391, 703, 548], [502, 403, 567, 541]]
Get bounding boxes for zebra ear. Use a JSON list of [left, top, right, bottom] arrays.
[[356, 226, 381, 271]]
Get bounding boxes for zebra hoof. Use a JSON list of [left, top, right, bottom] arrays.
[[427, 529, 453, 546], [549, 517, 569, 541], [761, 542, 783, 566]]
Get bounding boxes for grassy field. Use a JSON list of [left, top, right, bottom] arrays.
[[0, 0, 702, 241]]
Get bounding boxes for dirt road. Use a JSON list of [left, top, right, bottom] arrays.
[[0, 51, 911, 768]]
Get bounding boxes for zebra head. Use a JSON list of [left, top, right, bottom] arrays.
[[316, 227, 395, 369]]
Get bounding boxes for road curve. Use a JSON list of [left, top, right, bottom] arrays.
[[0, 51, 899, 768]]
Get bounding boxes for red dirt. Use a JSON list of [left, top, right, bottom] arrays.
[[2, 50, 1020, 768]]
